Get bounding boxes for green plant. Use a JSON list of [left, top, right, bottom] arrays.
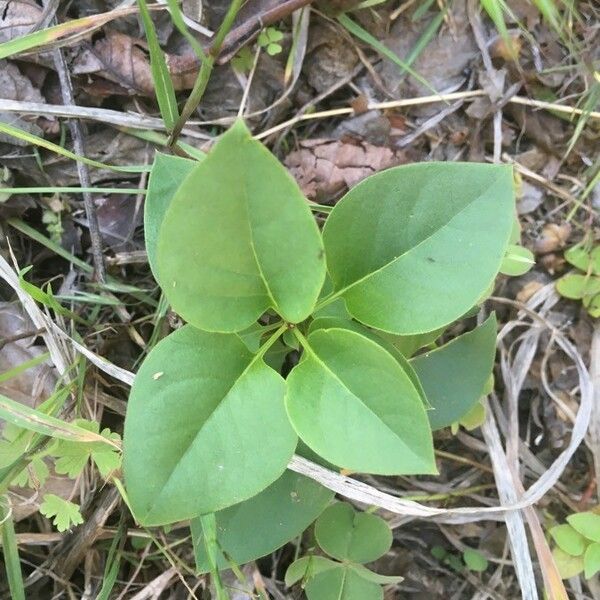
[[556, 238, 600, 318], [123, 120, 516, 588], [285, 502, 402, 600], [258, 27, 284, 56], [431, 545, 489, 573], [550, 512, 600, 579]]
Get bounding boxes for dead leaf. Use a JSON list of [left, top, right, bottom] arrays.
[[71, 30, 156, 96], [305, 23, 358, 93], [0, 0, 42, 45], [285, 139, 407, 200], [380, 0, 477, 105], [534, 223, 571, 255]]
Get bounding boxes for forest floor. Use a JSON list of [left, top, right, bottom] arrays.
[[0, 0, 599, 598]]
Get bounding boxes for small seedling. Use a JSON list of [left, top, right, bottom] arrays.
[[431, 545, 489, 573], [556, 238, 600, 318], [285, 502, 401, 600], [550, 512, 600, 579], [121, 120, 517, 591], [258, 26, 284, 55]]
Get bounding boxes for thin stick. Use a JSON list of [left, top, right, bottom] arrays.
[[51, 46, 106, 282]]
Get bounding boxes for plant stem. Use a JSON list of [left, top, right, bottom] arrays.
[[168, 0, 244, 147]]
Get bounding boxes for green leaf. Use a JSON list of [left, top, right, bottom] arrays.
[[315, 502, 392, 564], [553, 547, 584, 579], [13, 457, 49, 488], [462, 548, 488, 572], [564, 244, 592, 273], [144, 152, 197, 281], [456, 400, 486, 432], [286, 328, 436, 475], [500, 244, 535, 276], [39, 494, 84, 532], [584, 542, 600, 579], [285, 555, 339, 587], [123, 325, 297, 525], [308, 317, 429, 408], [157, 120, 326, 332], [322, 163, 514, 334], [556, 275, 600, 300], [585, 293, 600, 318], [549, 524, 587, 556], [567, 512, 600, 543], [191, 471, 334, 572], [305, 564, 383, 600], [379, 327, 445, 358], [411, 315, 497, 430], [52, 421, 121, 479]]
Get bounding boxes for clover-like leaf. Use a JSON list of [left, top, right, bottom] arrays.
[[305, 564, 383, 600], [39, 494, 84, 532], [144, 152, 197, 282], [553, 547, 584, 580], [500, 244, 535, 276], [285, 328, 436, 475], [315, 502, 392, 564], [463, 548, 488, 572], [550, 524, 587, 556], [411, 314, 497, 430], [567, 512, 600, 543], [157, 120, 325, 332], [322, 163, 514, 334], [191, 471, 333, 572], [584, 543, 600, 579], [285, 556, 339, 587], [123, 325, 297, 525], [557, 274, 600, 300]]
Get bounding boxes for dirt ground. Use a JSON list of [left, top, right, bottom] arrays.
[[0, 0, 599, 598]]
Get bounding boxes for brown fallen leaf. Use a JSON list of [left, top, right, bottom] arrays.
[[0, 0, 42, 45], [285, 139, 407, 200]]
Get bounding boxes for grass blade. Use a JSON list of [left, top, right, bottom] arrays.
[[0, 122, 150, 173], [0, 392, 120, 448], [137, 0, 180, 129], [0, 498, 25, 600], [0, 6, 145, 60], [336, 13, 440, 97], [166, 0, 206, 60]]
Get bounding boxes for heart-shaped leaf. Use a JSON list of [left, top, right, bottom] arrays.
[[411, 314, 497, 430], [322, 163, 514, 334], [305, 564, 383, 600], [549, 524, 587, 557], [286, 556, 339, 587], [191, 471, 333, 572], [157, 120, 326, 332], [308, 317, 428, 408], [123, 325, 297, 525], [144, 152, 197, 282], [567, 512, 600, 543], [285, 328, 436, 475], [315, 502, 392, 563], [584, 543, 600, 579]]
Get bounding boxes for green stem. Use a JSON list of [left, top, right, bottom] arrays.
[[255, 324, 287, 361], [200, 513, 229, 600], [168, 0, 244, 146], [0, 498, 25, 600]]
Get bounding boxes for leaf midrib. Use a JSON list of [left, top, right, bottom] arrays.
[[302, 332, 429, 466], [142, 351, 271, 519], [331, 172, 504, 298]]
